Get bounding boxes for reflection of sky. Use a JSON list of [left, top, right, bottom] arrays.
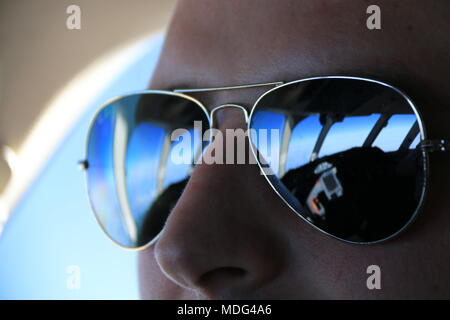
[[410, 134, 420, 149], [0, 34, 165, 299], [250, 111, 285, 175], [252, 111, 420, 176], [285, 115, 321, 172]]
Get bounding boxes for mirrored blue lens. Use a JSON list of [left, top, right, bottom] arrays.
[[250, 78, 426, 243], [87, 93, 209, 248]]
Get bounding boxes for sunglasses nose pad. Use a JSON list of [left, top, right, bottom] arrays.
[[210, 104, 249, 128]]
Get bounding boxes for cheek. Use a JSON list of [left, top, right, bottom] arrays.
[[138, 248, 196, 299], [293, 241, 396, 299], [284, 229, 379, 298], [301, 215, 450, 299], [280, 194, 450, 299]]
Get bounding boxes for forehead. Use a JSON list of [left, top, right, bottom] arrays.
[[150, 0, 449, 111]]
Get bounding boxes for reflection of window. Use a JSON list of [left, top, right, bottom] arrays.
[[126, 123, 166, 228], [319, 114, 380, 158], [285, 115, 322, 172], [126, 124, 201, 229], [252, 110, 421, 178], [163, 129, 200, 188], [250, 111, 286, 175], [372, 114, 418, 151]]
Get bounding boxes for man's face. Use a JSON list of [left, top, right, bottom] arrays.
[[139, 0, 450, 299]]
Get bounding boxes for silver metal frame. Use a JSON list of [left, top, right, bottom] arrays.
[[81, 75, 448, 250]]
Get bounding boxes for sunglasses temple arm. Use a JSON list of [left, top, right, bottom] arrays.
[[420, 139, 449, 152], [78, 159, 88, 171]]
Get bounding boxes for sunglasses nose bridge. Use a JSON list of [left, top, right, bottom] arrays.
[[210, 104, 249, 128]]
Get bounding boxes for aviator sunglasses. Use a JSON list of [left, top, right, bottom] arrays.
[[80, 76, 449, 249]]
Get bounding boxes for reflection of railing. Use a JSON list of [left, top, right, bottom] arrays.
[[156, 135, 172, 196], [278, 115, 293, 177], [399, 121, 419, 151], [310, 114, 343, 161]]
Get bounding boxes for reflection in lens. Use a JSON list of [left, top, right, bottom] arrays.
[[250, 78, 426, 242], [87, 93, 209, 248]]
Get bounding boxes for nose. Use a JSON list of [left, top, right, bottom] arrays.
[[153, 108, 286, 299]]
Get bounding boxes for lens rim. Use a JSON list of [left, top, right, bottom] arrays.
[[248, 75, 429, 245], [84, 90, 211, 250]]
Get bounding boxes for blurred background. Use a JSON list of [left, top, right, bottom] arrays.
[[0, 0, 177, 299]]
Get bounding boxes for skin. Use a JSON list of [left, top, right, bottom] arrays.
[[138, 0, 450, 299]]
